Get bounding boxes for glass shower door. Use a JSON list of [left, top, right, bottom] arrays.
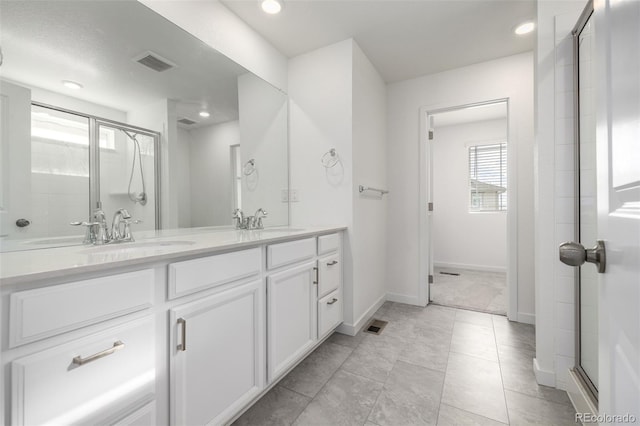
[[574, 7, 598, 400]]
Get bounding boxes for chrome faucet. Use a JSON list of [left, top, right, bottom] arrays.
[[232, 208, 245, 229], [111, 208, 134, 242], [91, 209, 109, 244], [232, 208, 267, 230], [71, 208, 138, 245], [252, 208, 268, 229]]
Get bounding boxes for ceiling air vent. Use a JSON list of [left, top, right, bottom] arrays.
[[178, 118, 196, 125], [133, 51, 177, 72]]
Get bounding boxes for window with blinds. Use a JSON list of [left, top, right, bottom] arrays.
[[468, 143, 507, 212]]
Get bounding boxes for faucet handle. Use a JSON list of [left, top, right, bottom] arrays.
[[118, 219, 141, 242], [70, 221, 101, 244]]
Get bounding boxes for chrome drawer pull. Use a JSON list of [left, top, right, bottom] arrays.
[[177, 318, 187, 351], [327, 260, 339, 266], [327, 298, 339, 305], [72, 340, 125, 366]]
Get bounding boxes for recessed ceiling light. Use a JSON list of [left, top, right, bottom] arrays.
[[261, 0, 282, 14], [199, 111, 210, 118], [514, 21, 535, 35], [62, 80, 83, 90]]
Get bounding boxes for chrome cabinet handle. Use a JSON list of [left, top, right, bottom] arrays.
[[177, 318, 187, 351], [72, 340, 125, 366], [327, 298, 338, 305], [559, 240, 606, 273], [327, 260, 339, 266], [313, 267, 318, 285]]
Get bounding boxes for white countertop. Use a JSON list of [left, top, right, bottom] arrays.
[[0, 226, 346, 286]]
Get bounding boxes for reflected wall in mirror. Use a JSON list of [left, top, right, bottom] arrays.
[[0, 0, 289, 251]]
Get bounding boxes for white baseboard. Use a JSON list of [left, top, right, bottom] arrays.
[[385, 292, 422, 306], [567, 369, 597, 418], [533, 358, 556, 387], [434, 261, 506, 274], [517, 312, 535, 324], [335, 293, 386, 336]]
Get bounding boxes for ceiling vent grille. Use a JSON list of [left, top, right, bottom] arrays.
[[177, 118, 196, 125], [133, 51, 176, 72]]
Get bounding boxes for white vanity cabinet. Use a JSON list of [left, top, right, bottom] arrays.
[[316, 235, 343, 338], [266, 261, 318, 381], [265, 233, 343, 382], [4, 270, 156, 426], [1, 228, 345, 426], [168, 249, 265, 426], [170, 279, 265, 426]]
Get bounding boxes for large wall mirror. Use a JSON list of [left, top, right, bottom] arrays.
[[0, 0, 289, 251]]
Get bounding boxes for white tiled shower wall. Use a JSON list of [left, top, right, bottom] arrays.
[[553, 10, 583, 391]]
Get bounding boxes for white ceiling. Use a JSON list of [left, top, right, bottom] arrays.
[[220, 0, 536, 83], [0, 0, 248, 127]]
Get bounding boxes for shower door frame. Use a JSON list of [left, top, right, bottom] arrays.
[[571, 0, 598, 405], [33, 101, 161, 229]]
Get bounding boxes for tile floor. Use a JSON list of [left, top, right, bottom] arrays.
[[233, 302, 578, 426], [431, 268, 507, 315]]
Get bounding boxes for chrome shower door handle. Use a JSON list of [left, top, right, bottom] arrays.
[[559, 240, 606, 273]]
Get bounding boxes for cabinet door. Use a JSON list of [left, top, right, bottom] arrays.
[[267, 261, 317, 382], [170, 280, 265, 426]]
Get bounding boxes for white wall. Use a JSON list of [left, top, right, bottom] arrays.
[[432, 118, 507, 271], [138, 0, 287, 91], [386, 52, 535, 321], [289, 40, 353, 228], [352, 42, 388, 331], [176, 128, 192, 228], [289, 39, 387, 334], [187, 120, 240, 227], [534, 0, 585, 390], [237, 73, 288, 226]]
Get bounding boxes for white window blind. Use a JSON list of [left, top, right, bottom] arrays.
[[469, 143, 507, 212]]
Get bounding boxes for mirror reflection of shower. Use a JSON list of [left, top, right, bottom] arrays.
[[121, 130, 148, 206]]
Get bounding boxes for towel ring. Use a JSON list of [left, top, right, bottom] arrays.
[[243, 159, 256, 176], [321, 148, 340, 168]]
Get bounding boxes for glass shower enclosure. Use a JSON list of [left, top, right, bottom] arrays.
[[28, 103, 160, 239], [571, 0, 598, 404]]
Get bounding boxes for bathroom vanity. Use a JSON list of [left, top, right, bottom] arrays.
[[0, 226, 345, 425]]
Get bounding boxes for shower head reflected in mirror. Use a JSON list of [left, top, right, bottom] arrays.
[[121, 130, 147, 205]]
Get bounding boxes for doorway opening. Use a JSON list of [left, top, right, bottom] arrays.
[[419, 99, 515, 317]]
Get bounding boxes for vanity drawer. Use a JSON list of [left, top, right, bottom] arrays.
[[317, 233, 341, 255], [318, 253, 341, 297], [11, 317, 155, 426], [267, 238, 316, 270], [9, 269, 154, 348], [112, 401, 156, 426], [168, 248, 261, 299], [318, 289, 343, 339]]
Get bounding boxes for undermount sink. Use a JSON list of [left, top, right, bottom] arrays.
[[83, 240, 196, 254]]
